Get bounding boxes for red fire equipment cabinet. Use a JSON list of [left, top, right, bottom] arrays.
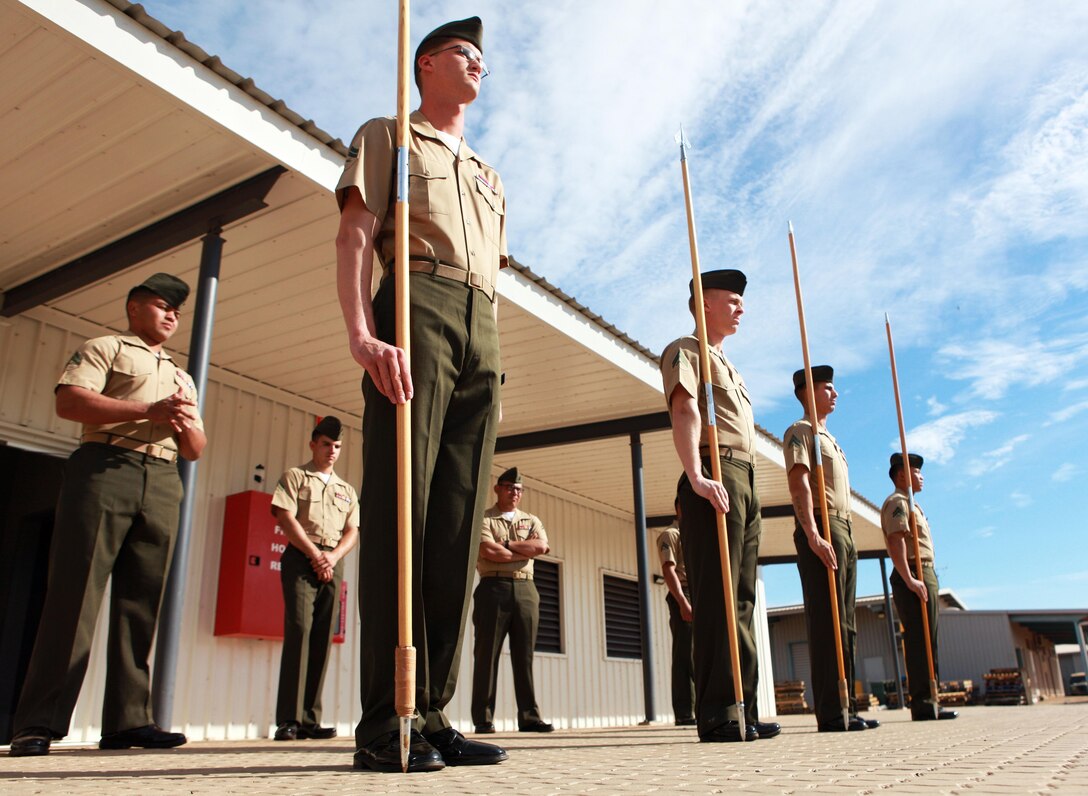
[[215, 490, 347, 644]]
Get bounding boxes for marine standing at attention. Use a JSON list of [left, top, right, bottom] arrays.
[[660, 269, 780, 743], [881, 453, 958, 721], [9, 273, 205, 757], [335, 16, 509, 773], [783, 366, 878, 732], [471, 467, 554, 734], [272, 415, 359, 742], [657, 498, 696, 726]]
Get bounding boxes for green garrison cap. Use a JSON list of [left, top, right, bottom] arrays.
[[689, 269, 746, 298], [416, 16, 484, 64], [497, 466, 522, 485], [889, 452, 924, 478], [131, 273, 189, 308], [312, 415, 344, 441], [793, 365, 834, 392]]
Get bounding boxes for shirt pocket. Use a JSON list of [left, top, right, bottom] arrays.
[[408, 153, 447, 216], [107, 349, 154, 396], [472, 173, 504, 243], [296, 486, 321, 529]]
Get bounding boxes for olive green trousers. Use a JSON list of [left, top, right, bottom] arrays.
[[355, 274, 500, 747], [14, 443, 182, 736]]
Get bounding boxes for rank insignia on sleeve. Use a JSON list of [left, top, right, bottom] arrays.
[[892, 506, 907, 519], [660, 542, 670, 552], [348, 145, 359, 158], [788, 434, 803, 450], [66, 351, 82, 368], [671, 351, 681, 367]]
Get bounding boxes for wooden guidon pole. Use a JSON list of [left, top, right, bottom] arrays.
[[677, 128, 749, 741], [787, 223, 851, 730], [393, 0, 416, 773], [884, 314, 939, 719]]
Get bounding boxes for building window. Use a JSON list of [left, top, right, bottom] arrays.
[[603, 573, 642, 659], [534, 558, 563, 654]]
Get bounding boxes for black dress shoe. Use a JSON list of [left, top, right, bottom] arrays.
[[274, 722, 299, 741], [425, 727, 508, 766], [518, 720, 554, 732], [912, 707, 958, 721], [474, 722, 496, 734], [353, 729, 444, 773], [299, 724, 336, 740], [99, 724, 187, 749], [674, 717, 697, 726], [817, 716, 869, 732], [753, 721, 781, 739], [859, 716, 880, 729], [700, 720, 758, 742], [9, 727, 52, 757]]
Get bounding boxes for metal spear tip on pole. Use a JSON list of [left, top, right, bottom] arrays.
[[788, 220, 794, 235], [399, 715, 411, 772]]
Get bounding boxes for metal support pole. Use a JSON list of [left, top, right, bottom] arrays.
[[152, 228, 223, 728], [1077, 620, 1088, 681], [630, 431, 656, 723], [880, 557, 905, 709]]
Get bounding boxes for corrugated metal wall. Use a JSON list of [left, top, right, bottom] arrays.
[[3, 310, 782, 741], [937, 612, 1016, 684]]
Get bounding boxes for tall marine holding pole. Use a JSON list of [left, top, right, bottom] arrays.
[[884, 314, 940, 720], [393, 0, 416, 773], [787, 223, 852, 731], [677, 128, 749, 741]]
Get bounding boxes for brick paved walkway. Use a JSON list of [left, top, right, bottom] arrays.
[[3, 703, 1087, 794]]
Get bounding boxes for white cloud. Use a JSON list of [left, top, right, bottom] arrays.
[[1052, 463, 1077, 483], [897, 410, 999, 464], [965, 434, 1030, 477], [973, 526, 995, 539], [1010, 491, 1032, 508], [938, 336, 1088, 401], [1064, 378, 1088, 392], [927, 396, 947, 416], [1047, 400, 1088, 426]]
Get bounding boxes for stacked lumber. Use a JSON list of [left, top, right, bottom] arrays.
[[984, 668, 1025, 705], [854, 680, 880, 709], [938, 679, 973, 706], [774, 680, 809, 714]]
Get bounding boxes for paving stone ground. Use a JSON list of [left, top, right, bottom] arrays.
[[3, 702, 1087, 794]]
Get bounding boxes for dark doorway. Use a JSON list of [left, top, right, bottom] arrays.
[[0, 444, 65, 743]]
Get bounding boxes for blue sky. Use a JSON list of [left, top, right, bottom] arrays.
[[140, 1, 1088, 611]]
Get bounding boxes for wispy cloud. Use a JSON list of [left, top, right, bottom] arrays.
[[898, 410, 999, 464], [1046, 399, 1088, 426], [1052, 463, 1077, 482], [973, 526, 995, 539], [927, 396, 948, 417], [1010, 491, 1032, 509], [937, 336, 1088, 401], [965, 434, 1030, 477]]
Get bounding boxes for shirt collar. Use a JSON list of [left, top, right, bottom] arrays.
[[410, 110, 478, 162], [119, 334, 172, 361]]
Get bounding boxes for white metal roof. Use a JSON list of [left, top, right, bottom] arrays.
[[0, 0, 885, 560]]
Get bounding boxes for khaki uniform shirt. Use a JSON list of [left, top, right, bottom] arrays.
[[58, 334, 203, 452], [336, 111, 508, 288], [271, 462, 360, 548], [657, 523, 687, 589], [660, 335, 756, 458], [783, 418, 851, 517], [478, 506, 549, 579], [881, 489, 935, 562]]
